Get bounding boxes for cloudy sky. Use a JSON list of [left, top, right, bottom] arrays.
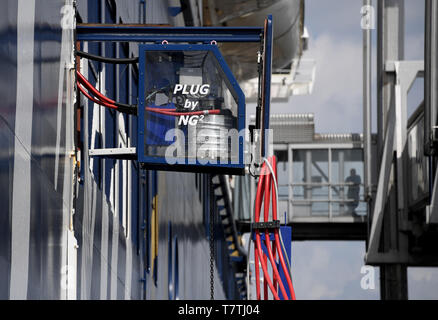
[[262, 0, 438, 300]]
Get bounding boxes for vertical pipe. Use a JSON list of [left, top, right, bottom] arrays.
[[305, 150, 311, 215], [425, 0, 437, 157], [328, 148, 332, 220], [143, 0, 147, 24], [363, 0, 372, 201], [376, 0, 408, 301], [377, 0, 405, 163], [288, 145, 292, 222], [425, 0, 438, 223], [339, 150, 345, 215], [207, 0, 218, 25], [99, 0, 108, 300], [376, 0, 384, 164]]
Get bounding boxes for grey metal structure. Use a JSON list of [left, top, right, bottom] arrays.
[[235, 114, 368, 240], [363, 0, 373, 203], [425, 0, 438, 224], [230, 0, 438, 301], [364, 0, 438, 300]]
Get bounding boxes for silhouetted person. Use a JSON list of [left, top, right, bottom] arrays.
[[345, 168, 361, 214]]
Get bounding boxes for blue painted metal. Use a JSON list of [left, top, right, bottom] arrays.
[[77, 34, 262, 43], [137, 43, 246, 172], [77, 19, 274, 170], [278, 226, 292, 300], [168, 6, 183, 17], [262, 15, 273, 157], [76, 25, 263, 43], [0, 0, 250, 301], [146, 103, 176, 146], [74, 17, 273, 298]]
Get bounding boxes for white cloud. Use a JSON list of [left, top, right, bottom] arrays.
[[409, 268, 435, 282], [408, 268, 438, 299], [272, 33, 363, 133], [308, 284, 342, 300], [290, 241, 380, 300], [405, 33, 424, 61]]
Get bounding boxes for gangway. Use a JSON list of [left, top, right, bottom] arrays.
[[234, 113, 369, 240]]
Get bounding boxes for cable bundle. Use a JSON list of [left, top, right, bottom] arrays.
[[76, 69, 221, 117], [253, 156, 296, 300], [76, 70, 137, 115]]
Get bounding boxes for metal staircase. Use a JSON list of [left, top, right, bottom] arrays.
[[211, 174, 247, 299]]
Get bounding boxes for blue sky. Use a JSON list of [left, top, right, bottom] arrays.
[[267, 0, 438, 300]]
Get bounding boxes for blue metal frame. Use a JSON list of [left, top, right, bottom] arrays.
[[262, 15, 273, 157], [77, 16, 274, 170], [76, 25, 264, 43], [137, 43, 246, 171]]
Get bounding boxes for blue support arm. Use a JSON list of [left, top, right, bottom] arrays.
[[76, 24, 264, 43]]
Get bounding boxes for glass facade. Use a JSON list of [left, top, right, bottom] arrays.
[[275, 146, 366, 221]]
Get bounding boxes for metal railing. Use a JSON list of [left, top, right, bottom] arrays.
[[279, 181, 367, 221]]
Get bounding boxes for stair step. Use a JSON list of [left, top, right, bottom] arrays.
[[211, 176, 220, 184], [213, 183, 222, 190], [231, 256, 244, 262], [221, 218, 230, 225]]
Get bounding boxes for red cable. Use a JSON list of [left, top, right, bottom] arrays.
[[254, 170, 266, 300], [270, 156, 296, 300], [76, 70, 115, 105], [77, 81, 118, 110], [254, 164, 280, 300], [272, 236, 277, 291], [254, 233, 279, 300], [262, 157, 289, 300], [78, 70, 222, 117], [146, 107, 177, 112], [253, 157, 296, 300], [254, 169, 264, 300], [145, 107, 221, 117], [254, 171, 264, 301]]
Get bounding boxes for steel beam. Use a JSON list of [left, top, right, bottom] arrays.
[[372, 0, 408, 300], [424, 0, 438, 156], [76, 24, 264, 43], [366, 95, 396, 261], [394, 61, 424, 215], [363, 0, 373, 202], [367, 60, 424, 263], [377, 0, 404, 163], [425, 0, 438, 224], [428, 166, 438, 223], [380, 264, 408, 300], [89, 147, 137, 159]]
